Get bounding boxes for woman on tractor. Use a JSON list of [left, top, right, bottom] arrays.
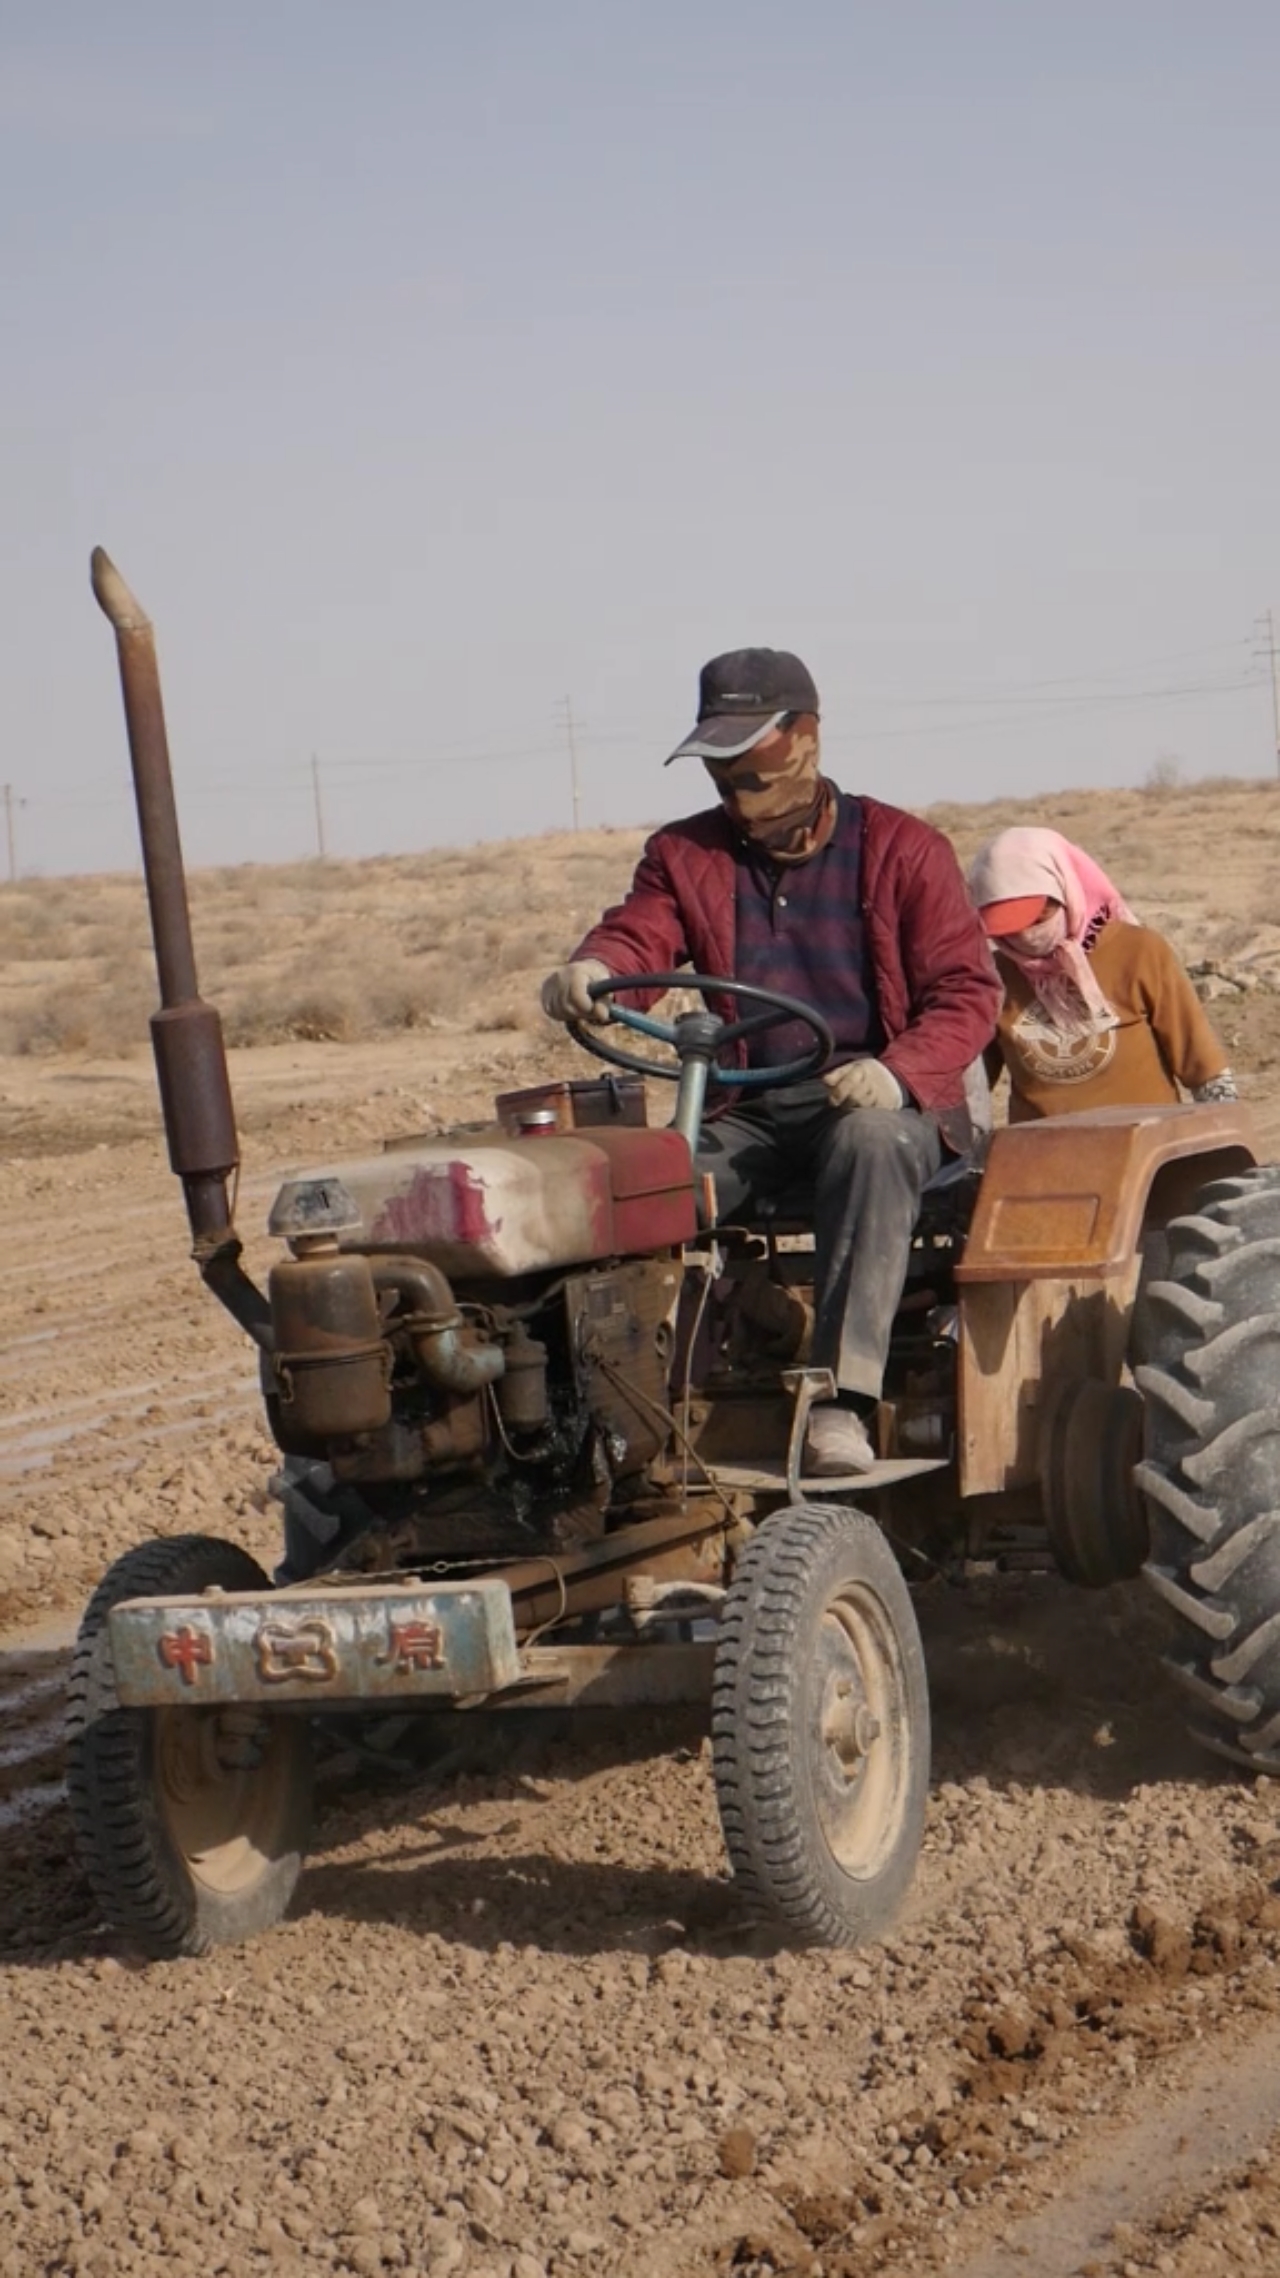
[[968, 826, 1236, 1123]]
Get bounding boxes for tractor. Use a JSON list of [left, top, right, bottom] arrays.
[[68, 549, 1276, 1959]]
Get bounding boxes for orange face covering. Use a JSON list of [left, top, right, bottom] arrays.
[[702, 715, 836, 864]]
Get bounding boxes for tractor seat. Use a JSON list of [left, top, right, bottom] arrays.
[[741, 1152, 983, 1255]]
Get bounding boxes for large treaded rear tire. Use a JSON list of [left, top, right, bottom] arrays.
[[712, 1502, 929, 1947], [67, 1535, 314, 1958], [1136, 1167, 1280, 1769]]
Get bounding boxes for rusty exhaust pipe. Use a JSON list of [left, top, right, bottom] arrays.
[[90, 548, 271, 1348]]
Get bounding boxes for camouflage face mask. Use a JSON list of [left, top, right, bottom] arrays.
[[703, 715, 836, 863]]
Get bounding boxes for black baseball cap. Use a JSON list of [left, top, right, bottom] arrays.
[[665, 647, 821, 765]]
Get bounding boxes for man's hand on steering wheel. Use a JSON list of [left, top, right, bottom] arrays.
[[552, 970, 834, 1092], [540, 959, 612, 1025]]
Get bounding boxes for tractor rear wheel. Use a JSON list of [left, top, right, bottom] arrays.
[[67, 1535, 313, 1957], [1136, 1167, 1280, 1769], [712, 1502, 929, 1947]]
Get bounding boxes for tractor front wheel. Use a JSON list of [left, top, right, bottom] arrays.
[[67, 1535, 314, 1958], [1137, 1168, 1280, 1769], [712, 1502, 929, 1947]]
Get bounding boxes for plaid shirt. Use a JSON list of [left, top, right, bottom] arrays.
[[734, 795, 884, 1070]]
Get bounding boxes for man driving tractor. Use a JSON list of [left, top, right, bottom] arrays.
[[541, 648, 1001, 1477]]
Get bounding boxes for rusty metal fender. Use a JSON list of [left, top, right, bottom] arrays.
[[954, 1101, 1260, 1497], [956, 1101, 1259, 1282]]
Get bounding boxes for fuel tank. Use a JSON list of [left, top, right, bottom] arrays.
[[267, 1126, 697, 1277]]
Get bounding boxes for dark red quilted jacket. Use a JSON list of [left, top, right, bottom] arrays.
[[572, 794, 1000, 1129]]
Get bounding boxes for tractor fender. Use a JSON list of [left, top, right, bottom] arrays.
[[955, 1102, 1258, 1498]]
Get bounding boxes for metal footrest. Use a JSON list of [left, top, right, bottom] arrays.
[[707, 1456, 949, 1496]]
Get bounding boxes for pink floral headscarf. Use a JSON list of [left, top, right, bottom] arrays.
[[967, 827, 1139, 1032]]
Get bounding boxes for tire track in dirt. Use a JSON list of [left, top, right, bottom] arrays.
[[0, 1634, 70, 1842], [950, 2009, 1280, 2277], [0, 1143, 282, 1624], [0, 1361, 251, 1443], [714, 1865, 1280, 2276]]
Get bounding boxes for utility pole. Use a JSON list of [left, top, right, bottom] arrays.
[[2, 785, 16, 883], [1261, 612, 1280, 780], [310, 753, 327, 858], [560, 697, 582, 832]]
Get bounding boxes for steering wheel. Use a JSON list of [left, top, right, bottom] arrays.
[[567, 971, 833, 1090]]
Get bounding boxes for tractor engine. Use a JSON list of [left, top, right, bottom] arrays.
[[264, 1241, 681, 1486], [255, 1123, 692, 1577]]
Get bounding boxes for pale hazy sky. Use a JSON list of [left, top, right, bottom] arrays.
[[4, 2, 1279, 876]]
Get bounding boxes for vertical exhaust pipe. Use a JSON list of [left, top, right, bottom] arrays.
[[90, 548, 270, 1346]]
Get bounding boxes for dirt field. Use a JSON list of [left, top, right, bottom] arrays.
[[6, 780, 1280, 2278]]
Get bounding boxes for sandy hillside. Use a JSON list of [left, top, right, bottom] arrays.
[[5, 778, 1280, 2278]]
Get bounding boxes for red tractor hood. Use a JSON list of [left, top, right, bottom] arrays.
[[267, 1125, 698, 1277]]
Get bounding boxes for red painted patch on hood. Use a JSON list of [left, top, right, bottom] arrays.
[[369, 1160, 498, 1249]]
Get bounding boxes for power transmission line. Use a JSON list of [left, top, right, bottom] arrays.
[[23, 655, 1270, 809], [857, 671, 1265, 721], [16, 634, 1277, 859], [855, 637, 1258, 708], [849, 674, 1267, 749]]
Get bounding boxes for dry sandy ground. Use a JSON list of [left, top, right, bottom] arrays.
[[7, 784, 1280, 2278]]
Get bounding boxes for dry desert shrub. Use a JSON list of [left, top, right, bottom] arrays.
[[223, 960, 443, 1048], [0, 986, 95, 1056], [223, 985, 362, 1048], [2, 949, 141, 1061], [475, 1003, 537, 1034], [0, 891, 87, 961], [1143, 756, 1182, 795]]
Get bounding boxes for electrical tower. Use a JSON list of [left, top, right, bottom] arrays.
[[310, 754, 327, 858], [1256, 611, 1280, 778], [560, 698, 582, 831], [2, 784, 18, 883]]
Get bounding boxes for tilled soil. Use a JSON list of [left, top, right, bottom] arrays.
[[7, 1034, 1280, 2278]]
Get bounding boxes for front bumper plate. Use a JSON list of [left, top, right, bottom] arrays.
[[107, 1581, 522, 1707]]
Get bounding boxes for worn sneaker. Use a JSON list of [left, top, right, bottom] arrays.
[[804, 1404, 876, 1477]]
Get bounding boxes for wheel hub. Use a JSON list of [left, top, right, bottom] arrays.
[[1040, 1376, 1148, 1588], [156, 1705, 295, 1896], [821, 1671, 882, 1773], [809, 1581, 911, 1880]]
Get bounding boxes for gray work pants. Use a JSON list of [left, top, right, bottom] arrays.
[[697, 1079, 943, 1399]]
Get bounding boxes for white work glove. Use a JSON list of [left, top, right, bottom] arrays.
[[540, 957, 612, 1025], [1193, 1067, 1239, 1102], [823, 1059, 906, 1113]]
